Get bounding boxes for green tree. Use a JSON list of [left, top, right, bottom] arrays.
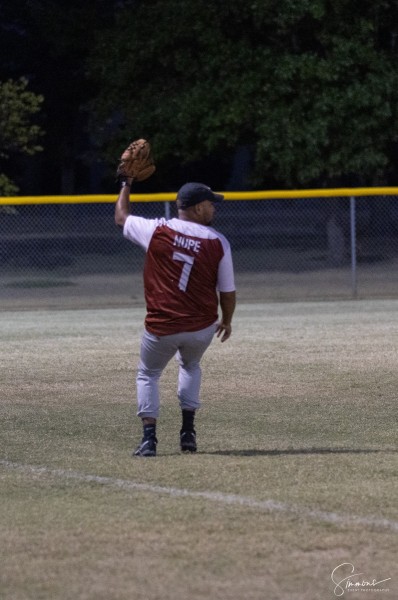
[[0, 0, 116, 194], [0, 78, 44, 195], [87, 0, 398, 188]]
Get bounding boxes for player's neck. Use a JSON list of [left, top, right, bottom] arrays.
[[178, 211, 205, 225]]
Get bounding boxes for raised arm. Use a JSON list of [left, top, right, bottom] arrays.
[[115, 138, 156, 227], [115, 180, 133, 227]]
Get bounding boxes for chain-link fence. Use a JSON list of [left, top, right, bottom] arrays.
[[1, 192, 397, 310]]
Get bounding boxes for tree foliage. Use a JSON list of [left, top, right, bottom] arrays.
[[88, 0, 398, 187], [1, 0, 398, 191], [0, 0, 116, 193], [0, 78, 44, 195]]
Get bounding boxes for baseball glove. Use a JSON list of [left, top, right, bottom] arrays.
[[116, 138, 156, 183]]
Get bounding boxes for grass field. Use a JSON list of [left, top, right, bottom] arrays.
[[1, 300, 397, 600]]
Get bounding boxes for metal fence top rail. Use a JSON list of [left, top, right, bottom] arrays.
[[1, 187, 398, 205]]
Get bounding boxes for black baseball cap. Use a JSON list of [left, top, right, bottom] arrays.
[[176, 182, 224, 209]]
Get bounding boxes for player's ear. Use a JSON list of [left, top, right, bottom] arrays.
[[194, 203, 203, 215]]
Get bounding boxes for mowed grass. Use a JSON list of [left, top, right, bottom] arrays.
[[0, 301, 397, 600]]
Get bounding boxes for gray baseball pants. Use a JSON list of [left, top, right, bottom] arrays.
[[136, 322, 217, 418]]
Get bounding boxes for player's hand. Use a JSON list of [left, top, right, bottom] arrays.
[[216, 322, 232, 342]]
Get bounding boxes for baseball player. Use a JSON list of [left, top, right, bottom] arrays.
[[114, 141, 236, 457]]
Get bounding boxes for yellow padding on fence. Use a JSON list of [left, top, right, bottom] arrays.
[[1, 187, 398, 205]]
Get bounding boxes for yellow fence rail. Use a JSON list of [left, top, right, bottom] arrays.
[[1, 187, 398, 205]]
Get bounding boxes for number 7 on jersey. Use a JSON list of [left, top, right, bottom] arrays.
[[172, 251, 195, 292]]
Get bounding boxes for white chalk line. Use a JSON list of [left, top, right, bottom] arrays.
[[1, 459, 397, 532]]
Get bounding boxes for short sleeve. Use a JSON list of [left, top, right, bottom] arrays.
[[123, 215, 166, 250], [217, 241, 235, 292]]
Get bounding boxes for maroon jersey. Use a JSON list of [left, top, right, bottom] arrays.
[[123, 216, 235, 335]]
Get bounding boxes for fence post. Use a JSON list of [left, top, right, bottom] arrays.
[[350, 196, 357, 298], [164, 201, 171, 220]]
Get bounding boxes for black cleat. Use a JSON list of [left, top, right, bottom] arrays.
[[180, 430, 197, 453], [133, 436, 157, 457]]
